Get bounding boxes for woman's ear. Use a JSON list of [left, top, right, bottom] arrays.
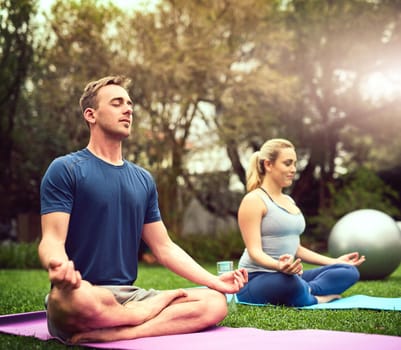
[[83, 108, 96, 125], [264, 159, 272, 172]]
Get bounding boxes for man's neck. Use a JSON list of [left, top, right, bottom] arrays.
[[86, 140, 124, 166]]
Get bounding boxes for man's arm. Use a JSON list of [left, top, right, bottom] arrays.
[[142, 221, 247, 294], [38, 212, 81, 289], [38, 212, 70, 268]]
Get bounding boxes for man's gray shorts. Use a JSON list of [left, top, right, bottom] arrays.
[[45, 285, 160, 343]]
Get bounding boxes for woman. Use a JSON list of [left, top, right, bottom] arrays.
[[236, 138, 365, 306]]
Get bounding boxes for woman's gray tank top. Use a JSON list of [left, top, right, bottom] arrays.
[[238, 190, 306, 273]]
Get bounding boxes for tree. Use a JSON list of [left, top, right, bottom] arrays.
[[5, 0, 127, 240], [0, 0, 37, 238], [218, 0, 401, 220], [278, 0, 401, 214], [30, 0, 125, 156], [119, 0, 287, 234], [6, 0, 401, 242]]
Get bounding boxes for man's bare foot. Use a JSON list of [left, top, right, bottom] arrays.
[[70, 289, 189, 344], [125, 289, 188, 321], [315, 294, 341, 304]]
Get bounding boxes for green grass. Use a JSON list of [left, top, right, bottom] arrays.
[[1, 263, 400, 349]]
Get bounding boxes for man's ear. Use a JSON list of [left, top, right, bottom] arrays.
[[83, 108, 96, 125]]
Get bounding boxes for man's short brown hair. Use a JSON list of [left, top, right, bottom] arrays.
[[79, 75, 132, 113]]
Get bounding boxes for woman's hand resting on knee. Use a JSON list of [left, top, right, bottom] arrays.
[[278, 254, 304, 275]]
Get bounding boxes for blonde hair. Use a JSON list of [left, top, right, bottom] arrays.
[[246, 138, 295, 192], [79, 75, 131, 113]]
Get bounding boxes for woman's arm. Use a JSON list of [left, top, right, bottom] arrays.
[[238, 193, 280, 270], [296, 245, 365, 266], [296, 245, 337, 265], [238, 192, 303, 275]]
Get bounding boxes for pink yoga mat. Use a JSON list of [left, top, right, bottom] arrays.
[[1, 311, 400, 350]]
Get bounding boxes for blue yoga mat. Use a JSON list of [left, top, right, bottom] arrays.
[[226, 294, 401, 311]]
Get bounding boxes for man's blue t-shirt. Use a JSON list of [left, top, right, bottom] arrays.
[[40, 148, 161, 285]]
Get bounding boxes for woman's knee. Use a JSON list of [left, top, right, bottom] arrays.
[[345, 265, 360, 283]]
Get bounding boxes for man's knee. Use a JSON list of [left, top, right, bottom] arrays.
[[48, 280, 118, 325], [200, 290, 228, 324], [47, 283, 120, 339]]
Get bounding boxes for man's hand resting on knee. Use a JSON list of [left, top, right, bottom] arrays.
[[48, 258, 82, 290], [212, 268, 248, 294]]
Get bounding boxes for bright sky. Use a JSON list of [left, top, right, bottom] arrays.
[[362, 70, 401, 103]]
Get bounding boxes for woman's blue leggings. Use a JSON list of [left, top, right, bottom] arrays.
[[236, 264, 360, 306]]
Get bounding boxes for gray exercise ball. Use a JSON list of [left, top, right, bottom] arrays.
[[328, 209, 401, 280]]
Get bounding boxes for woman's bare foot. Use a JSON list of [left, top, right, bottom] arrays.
[[125, 289, 188, 321], [315, 294, 341, 304]]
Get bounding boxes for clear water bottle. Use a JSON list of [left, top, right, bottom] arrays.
[[216, 260, 237, 311], [217, 260, 234, 275]]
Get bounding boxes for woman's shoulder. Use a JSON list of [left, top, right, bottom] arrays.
[[240, 189, 269, 212], [246, 188, 272, 203], [243, 189, 264, 201]]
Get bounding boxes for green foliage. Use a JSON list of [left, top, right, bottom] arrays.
[[186, 172, 244, 218], [0, 0, 37, 222], [171, 230, 245, 263], [309, 167, 400, 241], [0, 241, 41, 269]]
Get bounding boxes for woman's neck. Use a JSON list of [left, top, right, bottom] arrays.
[[260, 180, 282, 197]]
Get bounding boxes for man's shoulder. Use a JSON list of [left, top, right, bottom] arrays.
[[125, 161, 151, 176], [51, 149, 90, 165], [63, 148, 91, 162], [45, 149, 90, 177], [124, 161, 156, 187]]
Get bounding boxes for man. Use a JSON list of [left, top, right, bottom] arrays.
[[38, 76, 248, 344]]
